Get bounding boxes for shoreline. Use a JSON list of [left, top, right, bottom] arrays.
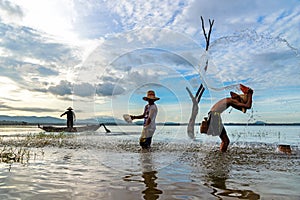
[[0, 122, 300, 126]]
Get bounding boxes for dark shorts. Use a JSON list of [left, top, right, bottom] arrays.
[[207, 111, 225, 136], [67, 119, 73, 128], [139, 137, 152, 149]]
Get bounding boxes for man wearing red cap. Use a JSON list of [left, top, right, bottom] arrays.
[[205, 84, 253, 152]]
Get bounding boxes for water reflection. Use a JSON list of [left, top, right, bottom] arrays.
[[140, 152, 163, 200], [204, 151, 260, 199]]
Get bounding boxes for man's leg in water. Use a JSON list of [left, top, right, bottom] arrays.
[[219, 128, 230, 152]]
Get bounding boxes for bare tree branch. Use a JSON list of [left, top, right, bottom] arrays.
[[186, 16, 214, 139], [207, 19, 214, 51], [186, 87, 196, 102]]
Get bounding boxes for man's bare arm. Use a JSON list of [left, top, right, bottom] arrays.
[[231, 92, 253, 110]]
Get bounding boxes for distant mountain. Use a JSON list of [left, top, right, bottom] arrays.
[[163, 122, 181, 126], [0, 115, 299, 126], [0, 115, 126, 125], [254, 121, 266, 125], [0, 115, 65, 124], [77, 116, 126, 125]]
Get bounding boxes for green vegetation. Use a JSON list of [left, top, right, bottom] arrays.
[[27, 132, 71, 140]]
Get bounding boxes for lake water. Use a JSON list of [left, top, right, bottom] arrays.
[[0, 125, 299, 200]]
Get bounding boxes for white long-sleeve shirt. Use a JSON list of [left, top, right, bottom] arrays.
[[142, 104, 158, 138]]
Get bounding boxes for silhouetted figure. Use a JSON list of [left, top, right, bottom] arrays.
[[60, 107, 76, 128]]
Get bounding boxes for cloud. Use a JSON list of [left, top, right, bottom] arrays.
[[1, 24, 79, 64], [174, 0, 300, 37], [96, 82, 125, 96], [72, 0, 121, 38], [70, 0, 189, 39], [73, 27, 204, 101], [0, 62, 25, 84], [73, 82, 95, 97], [0, 0, 299, 122], [0, 0, 23, 23], [37, 66, 59, 76], [13, 0, 79, 41], [48, 80, 72, 96], [14, 63, 59, 78], [110, 48, 193, 70], [0, 101, 58, 113], [201, 29, 300, 90], [62, 81, 126, 98], [105, 0, 186, 31], [0, 22, 81, 98]]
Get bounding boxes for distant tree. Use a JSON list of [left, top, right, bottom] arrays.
[[186, 16, 214, 139]]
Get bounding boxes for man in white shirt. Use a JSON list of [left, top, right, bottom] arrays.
[[130, 90, 159, 150]]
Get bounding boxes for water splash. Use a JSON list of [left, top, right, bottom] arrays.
[[198, 29, 299, 92], [207, 84, 241, 92], [275, 36, 299, 56], [211, 29, 299, 56]]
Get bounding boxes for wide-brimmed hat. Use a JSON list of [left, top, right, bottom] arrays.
[[143, 90, 160, 101], [67, 107, 73, 110]]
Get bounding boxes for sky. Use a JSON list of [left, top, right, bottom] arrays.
[[0, 0, 299, 123]]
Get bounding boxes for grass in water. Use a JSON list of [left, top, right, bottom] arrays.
[[0, 132, 74, 165], [0, 132, 74, 148], [0, 146, 30, 164]]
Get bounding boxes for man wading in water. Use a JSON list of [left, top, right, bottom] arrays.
[[130, 90, 159, 151], [60, 107, 76, 129], [205, 84, 253, 152]]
